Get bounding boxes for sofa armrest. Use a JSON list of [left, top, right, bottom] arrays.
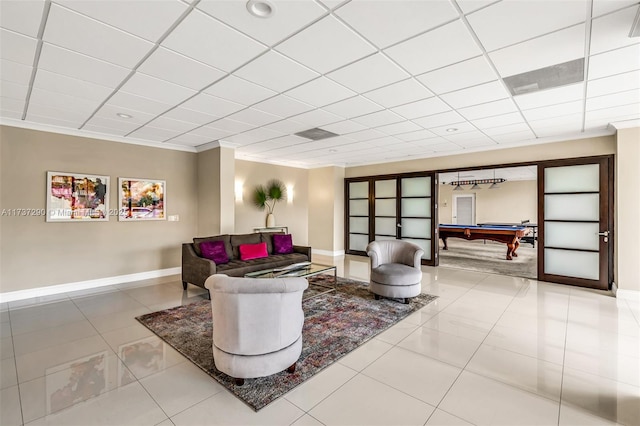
[[182, 243, 217, 289], [293, 245, 311, 261]]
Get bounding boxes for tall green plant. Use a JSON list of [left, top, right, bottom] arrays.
[[252, 179, 286, 214]]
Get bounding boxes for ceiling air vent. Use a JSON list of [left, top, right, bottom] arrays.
[[503, 58, 585, 96], [294, 128, 338, 141]]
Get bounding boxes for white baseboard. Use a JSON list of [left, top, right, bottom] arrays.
[[312, 249, 346, 257], [614, 288, 640, 302], [0, 267, 181, 303]]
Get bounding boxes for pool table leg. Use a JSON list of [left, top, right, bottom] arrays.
[[506, 239, 520, 260], [441, 237, 449, 250]]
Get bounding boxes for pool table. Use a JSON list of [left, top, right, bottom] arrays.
[[438, 224, 531, 260]]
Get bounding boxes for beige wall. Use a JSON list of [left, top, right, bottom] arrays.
[[439, 180, 537, 225], [308, 166, 345, 253], [196, 146, 235, 236], [234, 159, 309, 246], [0, 126, 198, 293]]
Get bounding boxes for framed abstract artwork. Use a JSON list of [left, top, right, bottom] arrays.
[[46, 171, 110, 222], [118, 178, 166, 221]]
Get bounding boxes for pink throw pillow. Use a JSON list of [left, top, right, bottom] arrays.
[[239, 242, 268, 261]]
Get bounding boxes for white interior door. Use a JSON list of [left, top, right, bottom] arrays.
[[453, 194, 475, 225]]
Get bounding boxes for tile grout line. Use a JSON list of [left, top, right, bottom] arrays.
[[556, 290, 572, 426]]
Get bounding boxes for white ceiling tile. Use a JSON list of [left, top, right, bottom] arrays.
[[263, 119, 310, 134], [0, 80, 28, 100], [445, 132, 495, 147], [128, 125, 182, 141], [467, 0, 587, 52], [395, 129, 437, 142], [416, 56, 498, 94], [285, 77, 355, 108], [490, 24, 585, 77], [441, 80, 510, 108], [94, 103, 157, 126], [585, 103, 640, 122], [33, 69, 114, 101], [471, 112, 525, 130], [343, 128, 386, 141], [366, 136, 403, 147], [514, 83, 585, 110], [363, 79, 434, 108], [391, 97, 451, 120], [322, 96, 384, 119], [242, 135, 308, 154], [180, 93, 245, 118], [430, 142, 465, 152], [252, 95, 315, 118], [320, 120, 367, 135], [138, 47, 226, 91], [458, 98, 518, 120], [0, 29, 37, 65], [38, 43, 131, 88], [0, 59, 32, 85], [588, 44, 640, 80], [412, 110, 466, 128], [169, 133, 214, 147], [25, 112, 84, 128], [107, 91, 173, 115], [57, 0, 187, 42], [413, 136, 449, 147], [206, 117, 254, 133], [374, 120, 422, 136], [587, 70, 640, 98], [351, 109, 405, 128], [528, 113, 583, 131], [162, 9, 266, 72], [482, 122, 532, 136], [0, 96, 25, 113], [27, 102, 88, 122], [44, 4, 153, 68], [222, 127, 283, 145], [591, 6, 640, 55], [120, 72, 196, 106], [161, 107, 218, 126], [189, 124, 235, 140], [290, 109, 343, 127], [226, 107, 282, 127], [522, 100, 583, 121], [0, 0, 45, 37], [84, 116, 143, 134], [491, 129, 537, 143], [592, 0, 639, 17], [429, 121, 478, 136], [587, 89, 640, 111], [197, 0, 326, 46], [326, 53, 409, 93], [276, 15, 375, 74], [335, 0, 458, 49], [457, 0, 499, 14], [146, 116, 198, 133], [204, 75, 276, 106], [384, 20, 482, 75], [29, 87, 101, 115], [235, 51, 319, 93], [82, 123, 130, 137]]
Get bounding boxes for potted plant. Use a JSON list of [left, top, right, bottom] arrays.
[[253, 179, 286, 227]]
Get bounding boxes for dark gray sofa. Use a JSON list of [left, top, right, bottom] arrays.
[[181, 232, 311, 290]]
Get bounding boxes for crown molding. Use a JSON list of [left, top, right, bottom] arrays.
[[609, 119, 640, 131], [196, 140, 239, 152]]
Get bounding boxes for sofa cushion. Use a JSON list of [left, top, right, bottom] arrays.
[[230, 233, 261, 258], [200, 240, 229, 264], [273, 234, 293, 254], [193, 234, 232, 259], [239, 242, 268, 261], [260, 232, 285, 254]]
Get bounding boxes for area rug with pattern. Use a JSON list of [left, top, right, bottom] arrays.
[[136, 274, 437, 411]]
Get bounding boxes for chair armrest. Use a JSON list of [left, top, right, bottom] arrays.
[[408, 247, 424, 269], [293, 245, 311, 261], [182, 243, 217, 288], [366, 242, 382, 269]]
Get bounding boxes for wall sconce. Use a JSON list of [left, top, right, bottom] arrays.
[[287, 184, 294, 204], [235, 181, 243, 202]]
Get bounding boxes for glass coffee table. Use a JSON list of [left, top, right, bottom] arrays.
[[244, 262, 337, 299]]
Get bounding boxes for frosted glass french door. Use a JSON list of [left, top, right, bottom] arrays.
[[538, 157, 612, 290], [399, 176, 433, 261], [347, 180, 370, 252]]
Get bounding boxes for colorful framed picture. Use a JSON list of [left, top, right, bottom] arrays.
[[46, 171, 110, 222], [118, 178, 166, 221]]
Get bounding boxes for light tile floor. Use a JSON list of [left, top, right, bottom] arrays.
[[1, 256, 638, 426]]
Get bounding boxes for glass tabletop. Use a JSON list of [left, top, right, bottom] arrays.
[[244, 263, 336, 279]]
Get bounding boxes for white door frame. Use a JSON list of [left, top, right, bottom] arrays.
[[452, 193, 476, 225]]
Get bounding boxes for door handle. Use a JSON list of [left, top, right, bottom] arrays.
[[596, 230, 609, 242], [397, 223, 402, 227]]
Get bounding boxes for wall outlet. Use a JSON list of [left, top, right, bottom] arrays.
[[168, 215, 179, 222]]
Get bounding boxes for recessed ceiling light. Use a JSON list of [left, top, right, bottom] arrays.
[[116, 113, 133, 119], [446, 128, 458, 132], [246, 0, 275, 18]]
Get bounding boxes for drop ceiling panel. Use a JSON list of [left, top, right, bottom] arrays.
[[120, 72, 196, 106], [482, 129, 537, 143], [588, 44, 640, 80], [242, 135, 308, 153], [83, 123, 131, 137], [206, 117, 254, 133], [490, 24, 586, 77], [0, 80, 28, 101], [343, 128, 386, 141], [263, 119, 309, 134], [128, 125, 183, 141], [326, 53, 409, 94], [335, 0, 458, 49], [412, 111, 466, 128], [27, 103, 88, 123], [0, 59, 33, 85], [585, 103, 640, 122], [0, 97, 25, 114], [33, 69, 114, 102], [29, 88, 101, 115], [514, 83, 585, 110], [471, 112, 526, 130], [94, 104, 157, 126], [375, 120, 423, 136], [252, 95, 315, 118], [458, 98, 518, 120], [363, 79, 434, 108], [391, 97, 451, 120], [320, 120, 367, 135], [467, 0, 587, 52], [291, 108, 343, 127], [322, 96, 383, 118], [384, 20, 482, 75], [44, 4, 153, 68], [84, 116, 143, 134], [285, 77, 355, 107], [587, 71, 640, 98], [235, 51, 319, 93], [416, 56, 498, 95], [352, 110, 404, 127], [222, 127, 284, 145], [146, 116, 199, 133], [190, 125, 235, 140], [0, 29, 38, 65], [430, 121, 478, 136], [107, 91, 173, 116], [204, 75, 276, 106], [26, 112, 84, 128], [137, 47, 226, 91], [180, 93, 245, 118], [482, 122, 532, 136], [162, 9, 266, 72], [0, 0, 45, 38], [522, 100, 584, 121], [586, 89, 640, 111], [395, 129, 437, 142], [57, 0, 188, 42], [196, 0, 326, 46], [38, 43, 131, 88], [226, 108, 282, 127], [592, 0, 639, 17], [161, 107, 219, 126], [457, 0, 499, 14], [169, 133, 215, 147], [441, 80, 510, 109], [275, 15, 376, 74], [590, 6, 640, 55]]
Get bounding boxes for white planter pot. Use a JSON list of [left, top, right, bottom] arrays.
[[266, 213, 275, 227]]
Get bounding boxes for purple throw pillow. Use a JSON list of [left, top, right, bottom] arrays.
[[200, 240, 229, 264], [272, 234, 293, 254]]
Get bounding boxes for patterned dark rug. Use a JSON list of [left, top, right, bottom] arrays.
[[136, 274, 437, 411]]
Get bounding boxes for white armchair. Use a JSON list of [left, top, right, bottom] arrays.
[[366, 240, 424, 304], [204, 274, 308, 385]]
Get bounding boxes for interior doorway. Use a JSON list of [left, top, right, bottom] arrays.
[[453, 194, 475, 225]]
